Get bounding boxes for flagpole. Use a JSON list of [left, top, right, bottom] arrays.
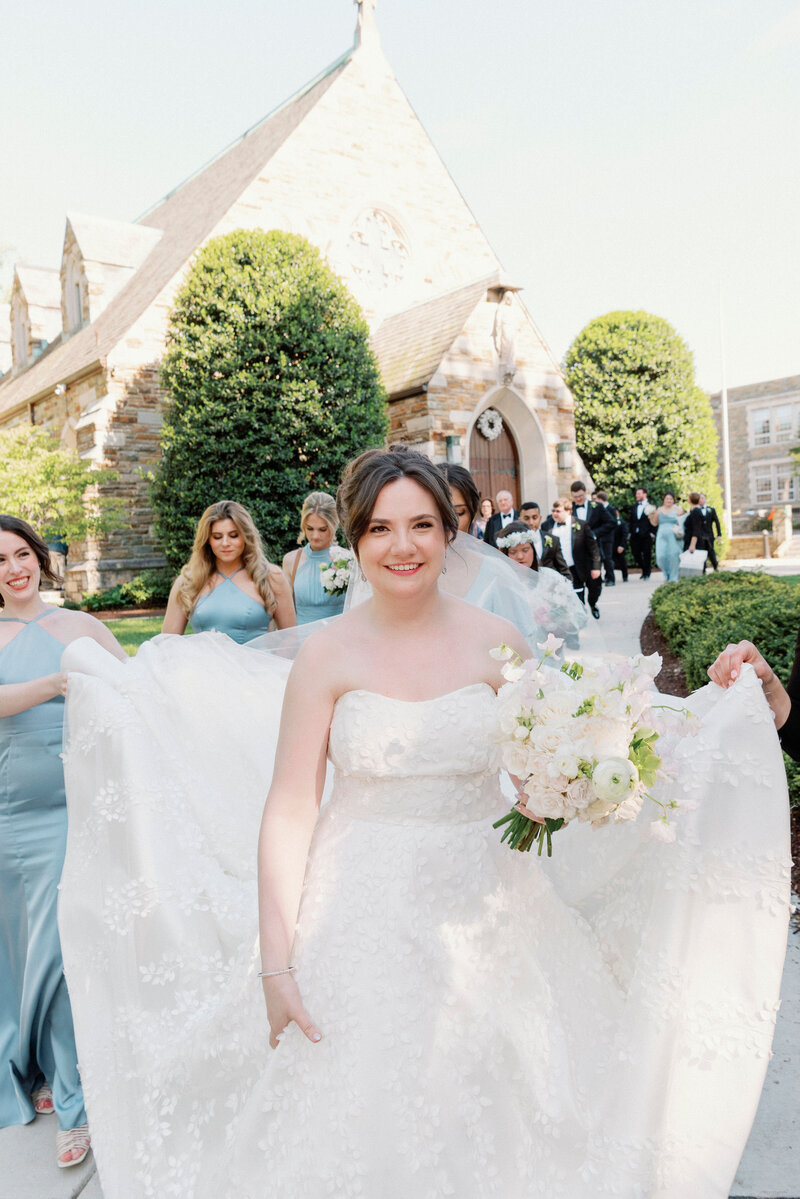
[[719, 291, 733, 538]]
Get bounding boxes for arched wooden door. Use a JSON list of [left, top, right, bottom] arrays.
[[468, 416, 520, 507]]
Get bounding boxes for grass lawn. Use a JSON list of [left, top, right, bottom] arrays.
[[102, 615, 164, 656]]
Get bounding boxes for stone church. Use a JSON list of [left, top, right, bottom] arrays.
[[0, 2, 579, 599]]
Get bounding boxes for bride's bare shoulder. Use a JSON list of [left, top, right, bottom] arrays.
[[446, 595, 529, 658]]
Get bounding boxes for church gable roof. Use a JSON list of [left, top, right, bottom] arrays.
[[0, 51, 350, 415], [372, 275, 498, 396], [66, 213, 162, 269], [15, 265, 61, 311]]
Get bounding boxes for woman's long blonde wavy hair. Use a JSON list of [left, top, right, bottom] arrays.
[[175, 501, 278, 617]]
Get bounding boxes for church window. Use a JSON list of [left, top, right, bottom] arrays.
[[13, 311, 28, 367], [751, 409, 770, 446], [65, 252, 85, 331]]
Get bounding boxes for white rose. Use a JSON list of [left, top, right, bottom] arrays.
[[523, 780, 567, 820], [592, 757, 638, 804], [550, 748, 579, 779], [579, 797, 618, 823], [565, 777, 594, 812], [613, 790, 644, 822]]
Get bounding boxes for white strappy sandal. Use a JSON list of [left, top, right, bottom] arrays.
[[31, 1084, 54, 1115], [56, 1123, 91, 1168]]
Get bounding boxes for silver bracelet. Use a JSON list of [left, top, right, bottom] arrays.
[[258, 966, 296, 979]]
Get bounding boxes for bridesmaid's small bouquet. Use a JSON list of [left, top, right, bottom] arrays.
[[491, 636, 690, 856], [320, 546, 355, 596]]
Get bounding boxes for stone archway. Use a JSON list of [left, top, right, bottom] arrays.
[[468, 415, 520, 506], [467, 388, 551, 511]]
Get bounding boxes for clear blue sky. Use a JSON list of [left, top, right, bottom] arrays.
[[2, 0, 798, 391]]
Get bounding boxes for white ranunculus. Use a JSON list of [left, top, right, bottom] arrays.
[[592, 757, 638, 804]]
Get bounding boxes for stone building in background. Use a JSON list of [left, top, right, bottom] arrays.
[[0, 3, 578, 599], [709, 375, 800, 532]]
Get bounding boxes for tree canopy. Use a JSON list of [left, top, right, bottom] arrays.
[[563, 311, 721, 515], [0, 424, 123, 544], [151, 229, 388, 567]]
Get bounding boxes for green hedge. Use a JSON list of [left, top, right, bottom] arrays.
[[81, 568, 173, 612], [650, 571, 800, 805]]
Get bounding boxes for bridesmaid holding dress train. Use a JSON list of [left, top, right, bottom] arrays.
[[0, 516, 125, 1168], [162, 500, 295, 642]]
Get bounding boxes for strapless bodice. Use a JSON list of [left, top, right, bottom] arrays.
[[327, 683, 501, 824]]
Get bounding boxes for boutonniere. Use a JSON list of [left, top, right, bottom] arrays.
[[573, 522, 582, 533], [544, 535, 553, 547]]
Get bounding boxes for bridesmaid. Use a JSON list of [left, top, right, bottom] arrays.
[[0, 515, 125, 1167], [281, 492, 345, 625], [648, 491, 684, 583], [439, 464, 481, 536], [163, 500, 295, 641]]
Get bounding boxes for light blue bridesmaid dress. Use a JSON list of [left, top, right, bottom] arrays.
[[292, 545, 345, 625], [0, 611, 86, 1131], [190, 569, 272, 644], [655, 511, 682, 582]]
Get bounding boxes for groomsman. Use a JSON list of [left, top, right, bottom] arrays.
[[699, 493, 721, 570], [629, 487, 654, 579], [483, 489, 519, 548], [543, 496, 602, 617], [613, 513, 629, 581], [591, 490, 618, 585], [519, 502, 571, 578]]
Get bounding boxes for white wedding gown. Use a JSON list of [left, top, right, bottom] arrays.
[[58, 635, 791, 1199]]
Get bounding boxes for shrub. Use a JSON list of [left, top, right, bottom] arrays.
[[150, 229, 388, 568], [650, 571, 800, 805], [81, 568, 173, 612], [564, 311, 726, 557]]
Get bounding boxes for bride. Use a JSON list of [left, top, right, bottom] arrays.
[[58, 447, 790, 1198]]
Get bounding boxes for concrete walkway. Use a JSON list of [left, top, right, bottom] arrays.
[[3, 568, 798, 1198], [583, 572, 800, 1199]]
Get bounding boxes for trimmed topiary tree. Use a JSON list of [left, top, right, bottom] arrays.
[[151, 229, 388, 567], [564, 310, 723, 534]]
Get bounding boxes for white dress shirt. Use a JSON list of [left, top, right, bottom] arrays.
[[552, 517, 574, 567], [500, 511, 514, 528], [574, 503, 588, 522], [531, 529, 544, 560]]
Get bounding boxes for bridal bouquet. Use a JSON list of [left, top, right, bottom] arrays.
[[492, 636, 689, 856], [320, 546, 355, 596]]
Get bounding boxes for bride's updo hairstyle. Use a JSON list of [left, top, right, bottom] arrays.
[[337, 445, 458, 558], [0, 515, 61, 607]]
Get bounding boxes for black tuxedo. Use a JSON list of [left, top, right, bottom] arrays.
[[684, 505, 720, 571], [483, 510, 520, 549], [542, 516, 601, 605], [613, 516, 629, 581], [529, 530, 571, 579], [629, 500, 654, 578], [577, 501, 616, 582]]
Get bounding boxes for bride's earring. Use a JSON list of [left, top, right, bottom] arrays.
[[441, 563, 447, 575]]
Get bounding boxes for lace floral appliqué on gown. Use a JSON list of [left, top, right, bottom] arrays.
[[58, 636, 790, 1199]]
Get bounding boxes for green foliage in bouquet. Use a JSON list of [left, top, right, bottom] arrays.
[[564, 310, 726, 558], [151, 229, 388, 568], [650, 571, 800, 805]]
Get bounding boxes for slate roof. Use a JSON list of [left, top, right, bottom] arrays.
[[372, 275, 498, 397], [0, 49, 351, 415]]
